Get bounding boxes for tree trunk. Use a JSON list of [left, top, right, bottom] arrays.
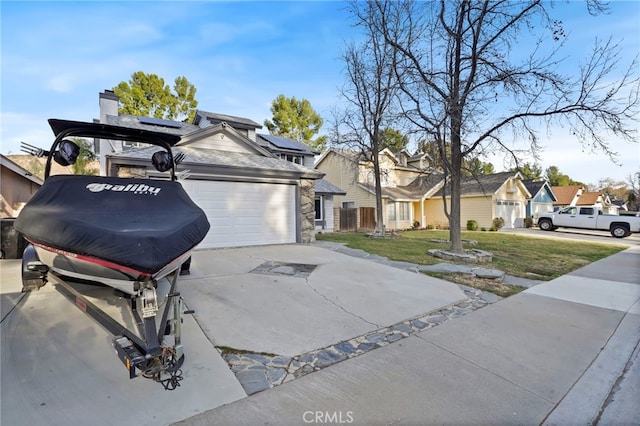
[[449, 109, 464, 253], [372, 148, 385, 234]]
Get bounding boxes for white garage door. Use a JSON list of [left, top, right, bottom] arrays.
[[181, 180, 297, 248], [495, 199, 525, 229]]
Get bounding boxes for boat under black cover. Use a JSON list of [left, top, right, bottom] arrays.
[[15, 174, 210, 277]]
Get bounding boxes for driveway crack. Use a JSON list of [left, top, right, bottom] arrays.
[[304, 276, 381, 328]]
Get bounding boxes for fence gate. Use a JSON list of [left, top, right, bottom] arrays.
[[359, 207, 375, 230], [339, 208, 357, 232]]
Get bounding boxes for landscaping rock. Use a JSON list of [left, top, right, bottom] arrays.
[[472, 268, 505, 280], [236, 369, 270, 394]]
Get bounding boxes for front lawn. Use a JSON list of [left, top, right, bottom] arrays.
[[316, 230, 626, 281]]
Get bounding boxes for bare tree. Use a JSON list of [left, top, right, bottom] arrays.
[[333, 1, 402, 234], [355, 0, 638, 252]]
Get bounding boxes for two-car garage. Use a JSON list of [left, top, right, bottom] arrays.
[[181, 180, 297, 249]]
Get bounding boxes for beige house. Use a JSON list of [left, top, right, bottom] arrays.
[[315, 148, 531, 231], [0, 155, 43, 218]]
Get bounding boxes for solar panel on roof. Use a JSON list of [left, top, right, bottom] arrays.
[[139, 116, 182, 129], [261, 134, 305, 151]]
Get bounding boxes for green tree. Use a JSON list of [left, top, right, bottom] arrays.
[[512, 163, 543, 180], [264, 95, 327, 152], [113, 71, 198, 122], [545, 166, 583, 186], [463, 158, 494, 176], [380, 128, 409, 152], [70, 138, 98, 176]]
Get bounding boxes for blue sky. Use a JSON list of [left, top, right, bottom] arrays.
[[1, 1, 638, 186]]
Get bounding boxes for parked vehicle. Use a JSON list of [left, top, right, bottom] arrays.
[[537, 206, 640, 238]]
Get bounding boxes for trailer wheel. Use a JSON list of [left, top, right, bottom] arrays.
[[610, 224, 629, 238], [538, 218, 554, 231]]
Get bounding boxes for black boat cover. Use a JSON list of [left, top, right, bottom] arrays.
[[15, 175, 210, 274]]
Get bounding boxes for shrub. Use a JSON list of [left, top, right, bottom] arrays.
[[524, 217, 533, 228], [412, 221, 421, 230], [481, 227, 487, 231], [427, 224, 435, 230], [466, 220, 478, 231], [492, 217, 505, 230]]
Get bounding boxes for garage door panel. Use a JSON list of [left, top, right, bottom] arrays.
[[496, 199, 525, 229], [181, 180, 296, 248]]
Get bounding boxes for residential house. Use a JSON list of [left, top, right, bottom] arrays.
[[96, 89, 343, 246], [0, 155, 43, 218], [314, 148, 442, 231], [577, 191, 618, 214], [521, 179, 557, 223], [428, 171, 531, 229], [315, 148, 531, 231], [551, 185, 584, 210]]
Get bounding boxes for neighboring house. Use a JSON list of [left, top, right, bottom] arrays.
[[315, 148, 530, 230], [551, 185, 584, 210], [577, 191, 618, 214], [0, 154, 43, 218], [97, 90, 339, 248], [428, 171, 531, 229], [315, 148, 442, 231], [521, 179, 557, 223]]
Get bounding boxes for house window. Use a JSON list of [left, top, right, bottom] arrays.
[[343, 201, 355, 208], [122, 141, 147, 150], [279, 153, 303, 165], [387, 201, 409, 221], [386, 201, 396, 221], [315, 196, 323, 220], [399, 202, 410, 221]]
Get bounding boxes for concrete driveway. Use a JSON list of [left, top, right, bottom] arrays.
[[181, 244, 465, 356], [0, 244, 465, 426]]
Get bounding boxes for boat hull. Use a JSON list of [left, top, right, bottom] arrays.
[[31, 243, 191, 295]]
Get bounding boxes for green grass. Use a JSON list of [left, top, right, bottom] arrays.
[[316, 230, 626, 281]]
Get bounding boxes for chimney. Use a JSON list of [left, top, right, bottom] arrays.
[[99, 89, 119, 122], [97, 90, 120, 176]]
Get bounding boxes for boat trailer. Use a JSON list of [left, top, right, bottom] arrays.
[[21, 245, 191, 390]]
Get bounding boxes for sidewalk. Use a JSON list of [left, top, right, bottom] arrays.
[[175, 246, 640, 425]]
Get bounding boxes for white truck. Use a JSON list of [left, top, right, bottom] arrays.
[[537, 206, 640, 238]]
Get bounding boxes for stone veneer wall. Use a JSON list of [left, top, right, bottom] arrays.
[[116, 166, 147, 179], [299, 178, 316, 243]]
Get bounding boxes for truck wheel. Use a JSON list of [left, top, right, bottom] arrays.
[[538, 219, 554, 231], [610, 225, 629, 238]]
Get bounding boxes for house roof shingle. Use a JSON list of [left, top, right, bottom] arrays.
[[105, 114, 199, 136], [551, 185, 583, 205], [108, 145, 323, 179], [1, 155, 44, 185], [576, 191, 602, 205], [433, 171, 519, 197], [315, 178, 346, 195]]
